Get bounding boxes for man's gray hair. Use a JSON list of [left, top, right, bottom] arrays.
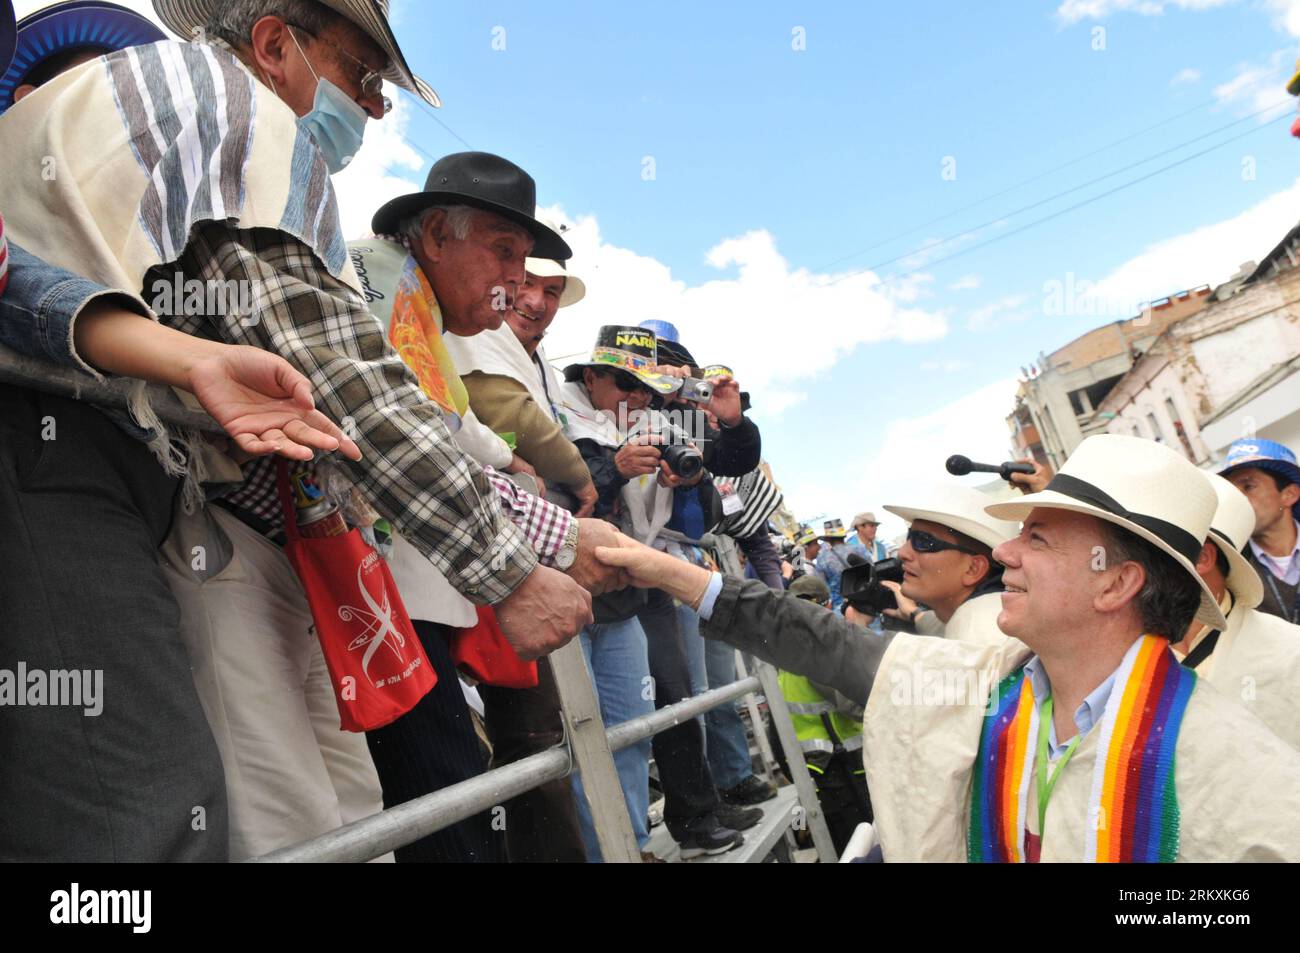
[[397, 205, 477, 246], [203, 0, 341, 47]]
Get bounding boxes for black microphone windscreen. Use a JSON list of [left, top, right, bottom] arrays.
[[946, 454, 972, 476]]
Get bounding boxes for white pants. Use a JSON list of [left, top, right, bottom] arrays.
[[160, 503, 390, 861]]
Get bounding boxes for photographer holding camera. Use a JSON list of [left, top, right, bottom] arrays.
[[559, 325, 765, 856]]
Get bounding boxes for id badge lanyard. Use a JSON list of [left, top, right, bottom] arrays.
[[1035, 695, 1082, 840]]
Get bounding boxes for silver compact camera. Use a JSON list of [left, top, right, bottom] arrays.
[[676, 377, 713, 403]]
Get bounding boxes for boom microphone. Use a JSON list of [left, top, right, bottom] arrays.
[[946, 454, 1036, 482]]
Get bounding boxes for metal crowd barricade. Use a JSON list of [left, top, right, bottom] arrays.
[[0, 343, 839, 864], [250, 640, 837, 864]]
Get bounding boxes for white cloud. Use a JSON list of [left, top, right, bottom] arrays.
[[920, 359, 974, 373], [967, 294, 1031, 332], [1087, 177, 1300, 309], [1056, 0, 1238, 24], [1213, 51, 1292, 118], [538, 212, 949, 402], [1170, 67, 1202, 85], [1264, 0, 1300, 36], [949, 273, 982, 291], [781, 376, 1020, 542]]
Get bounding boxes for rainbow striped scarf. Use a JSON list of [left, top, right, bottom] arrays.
[[968, 635, 1196, 863]]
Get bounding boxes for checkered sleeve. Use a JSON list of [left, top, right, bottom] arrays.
[[167, 222, 536, 604], [484, 468, 572, 565]]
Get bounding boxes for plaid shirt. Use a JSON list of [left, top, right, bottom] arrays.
[[226, 456, 570, 568], [160, 222, 568, 602]]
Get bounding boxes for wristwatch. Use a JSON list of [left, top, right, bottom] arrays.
[[554, 519, 580, 571]]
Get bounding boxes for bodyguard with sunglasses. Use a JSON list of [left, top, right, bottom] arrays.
[[878, 485, 1019, 647]]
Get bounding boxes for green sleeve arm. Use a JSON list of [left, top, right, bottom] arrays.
[[462, 372, 593, 489]]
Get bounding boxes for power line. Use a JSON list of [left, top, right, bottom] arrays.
[[850, 107, 1292, 288], [837, 97, 1294, 282], [411, 99, 473, 151], [822, 97, 1290, 275], [819, 96, 1223, 271]]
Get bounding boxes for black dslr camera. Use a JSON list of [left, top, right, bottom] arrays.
[[840, 555, 904, 614], [661, 440, 704, 480]]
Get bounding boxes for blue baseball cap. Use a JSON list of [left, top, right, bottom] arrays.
[[1219, 437, 1300, 517], [638, 319, 680, 343], [0, 1, 166, 113]]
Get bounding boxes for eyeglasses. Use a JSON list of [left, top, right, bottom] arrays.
[[600, 368, 651, 395], [286, 22, 392, 115], [906, 528, 981, 556]]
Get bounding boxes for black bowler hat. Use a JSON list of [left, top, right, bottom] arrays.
[[371, 151, 571, 260]]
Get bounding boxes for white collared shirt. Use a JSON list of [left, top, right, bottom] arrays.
[[1250, 519, 1300, 587]]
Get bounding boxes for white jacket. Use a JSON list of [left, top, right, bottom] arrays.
[[913, 591, 1006, 647], [1176, 605, 1300, 750], [861, 633, 1300, 861]]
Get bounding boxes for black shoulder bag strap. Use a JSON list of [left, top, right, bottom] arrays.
[[1182, 630, 1221, 670]]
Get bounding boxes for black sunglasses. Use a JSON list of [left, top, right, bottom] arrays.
[[907, 528, 981, 556], [598, 367, 651, 395]]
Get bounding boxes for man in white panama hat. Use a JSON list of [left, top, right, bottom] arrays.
[[878, 483, 1019, 647], [592, 434, 1300, 861], [1171, 473, 1300, 749]]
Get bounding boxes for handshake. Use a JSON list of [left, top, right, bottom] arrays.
[[494, 521, 711, 660]]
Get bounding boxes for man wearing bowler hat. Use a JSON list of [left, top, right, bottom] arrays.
[[440, 211, 599, 516], [593, 435, 1300, 861], [344, 153, 631, 862]]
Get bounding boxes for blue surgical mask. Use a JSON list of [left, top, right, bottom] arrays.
[[288, 28, 368, 174], [299, 77, 368, 173]]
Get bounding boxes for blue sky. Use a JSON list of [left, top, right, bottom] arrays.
[[79, 0, 1300, 536], [368, 0, 1300, 536]]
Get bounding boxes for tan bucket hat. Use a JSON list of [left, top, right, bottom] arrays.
[[153, 0, 441, 106]]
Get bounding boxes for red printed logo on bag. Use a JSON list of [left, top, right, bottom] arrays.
[[340, 551, 423, 688]]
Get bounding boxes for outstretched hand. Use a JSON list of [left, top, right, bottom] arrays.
[[595, 534, 713, 606], [187, 346, 361, 462]]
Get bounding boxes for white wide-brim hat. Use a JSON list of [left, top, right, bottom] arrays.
[[525, 212, 584, 307], [986, 434, 1227, 630], [154, 0, 441, 107], [885, 483, 1019, 552], [1204, 473, 1265, 612]]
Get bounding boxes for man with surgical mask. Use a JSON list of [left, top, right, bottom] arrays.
[[0, 0, 592, 860]]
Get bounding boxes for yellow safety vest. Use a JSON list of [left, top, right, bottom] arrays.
[[778, 670, 863, 772]]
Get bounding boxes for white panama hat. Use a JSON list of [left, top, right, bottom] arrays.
[[885, 483, 1019, 552], [1204, 473, 1265, 612], [525, 213, 585, 308], [986, 434, 1227, 630]]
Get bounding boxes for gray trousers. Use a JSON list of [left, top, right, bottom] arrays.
[[0, 385, 227, 860]]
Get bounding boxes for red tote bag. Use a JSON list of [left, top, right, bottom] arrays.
[[276, 463, 436, 731], [450, 605, 538, 689]]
